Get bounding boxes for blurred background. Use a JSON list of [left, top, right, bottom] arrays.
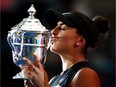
[[1, 0, 115, 87]]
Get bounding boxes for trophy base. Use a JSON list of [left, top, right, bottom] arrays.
[[13, 71, 28, 80]]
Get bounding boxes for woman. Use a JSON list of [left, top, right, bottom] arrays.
[[20, 9, 110, 87]]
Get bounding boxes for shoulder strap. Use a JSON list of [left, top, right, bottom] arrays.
[[49, 75, 60, 86]]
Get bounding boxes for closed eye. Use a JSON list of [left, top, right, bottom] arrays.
[[57, 21, 67, 30], [57, 21, 64, 26]]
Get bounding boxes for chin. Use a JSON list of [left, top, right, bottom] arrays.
[[50, 46, 60, 54], [50, 46, 56, 53]]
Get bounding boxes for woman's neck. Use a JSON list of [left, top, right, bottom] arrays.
[[60, 54, 86, 72]]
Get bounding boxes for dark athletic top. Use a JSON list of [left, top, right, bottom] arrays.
[[49, 61, 90, 87]]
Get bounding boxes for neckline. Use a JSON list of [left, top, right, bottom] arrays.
[[60, 61, 88, 75]]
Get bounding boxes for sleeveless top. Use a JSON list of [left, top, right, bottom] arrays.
[[49, 61, 90, 87]]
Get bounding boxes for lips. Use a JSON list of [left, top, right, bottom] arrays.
[[51, 37, 59, 43], [51, 37, 57, 41]]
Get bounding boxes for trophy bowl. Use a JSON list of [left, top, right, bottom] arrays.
[[7, 4, 51, 79]]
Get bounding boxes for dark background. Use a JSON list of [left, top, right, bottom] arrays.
[[1, 0, 115, 87]]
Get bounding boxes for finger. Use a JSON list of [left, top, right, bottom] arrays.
[[23, 57, 34, 68], [23, 57, 36, 72], [33, 53, 43, 69], [19, 65, 23, 69], [23, 69, 35, 80], [19, 65, 27, 69]]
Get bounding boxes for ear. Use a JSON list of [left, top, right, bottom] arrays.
[[76, 38, 86, 47]]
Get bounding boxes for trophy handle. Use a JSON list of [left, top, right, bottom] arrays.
[[7, 30, 16, 52]]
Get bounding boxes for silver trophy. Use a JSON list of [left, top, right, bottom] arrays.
[[7, 4, 51, 79]]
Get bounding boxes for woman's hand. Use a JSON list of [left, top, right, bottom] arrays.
[[20, 53, 50, 87]]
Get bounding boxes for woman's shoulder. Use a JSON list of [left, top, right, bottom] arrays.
[[77, 67, 98, 76], [69, 67, 100, 87]]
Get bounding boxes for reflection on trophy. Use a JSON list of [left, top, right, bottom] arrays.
[[7, 4, 51, 79]]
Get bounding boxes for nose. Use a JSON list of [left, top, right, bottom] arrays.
[[51, 26, 59, 36]]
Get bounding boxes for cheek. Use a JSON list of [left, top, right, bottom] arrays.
[[50, 39, 75, 53], [50, 31, 78, 53], [50, 41, 67, 53]]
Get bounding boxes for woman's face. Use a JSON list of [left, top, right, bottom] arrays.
[[50, 21, 81, 54]]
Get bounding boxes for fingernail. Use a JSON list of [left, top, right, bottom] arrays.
[[19, 65, 22, 68], [23, 57, 27, 62], [33, 53, 37, 56]]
